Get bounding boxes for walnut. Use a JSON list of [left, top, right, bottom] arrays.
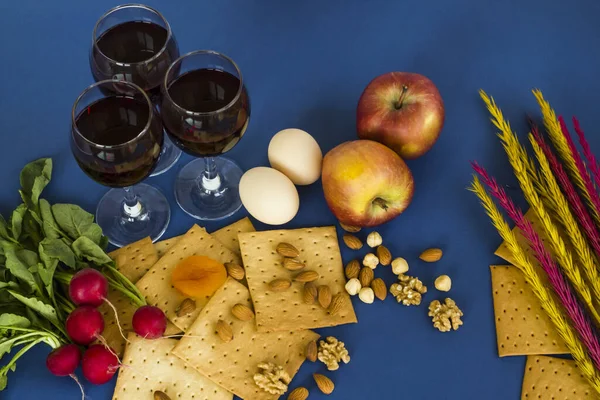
[[389, 274, 427, 306], [317, 336, 350, 371], [253, 362, 291, 395], [428, 298, 463, 332]]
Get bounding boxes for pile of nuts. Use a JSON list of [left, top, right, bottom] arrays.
[[340, 225, 463, 333], [270, 242, 347, 316]]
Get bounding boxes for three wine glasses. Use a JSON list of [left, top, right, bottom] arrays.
[[70, 4, 250, 247]]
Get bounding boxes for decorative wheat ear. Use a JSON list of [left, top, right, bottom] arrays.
[[533, 89, 600, 228], [470, 175, 600, 396], [480, 90, 600, 326]]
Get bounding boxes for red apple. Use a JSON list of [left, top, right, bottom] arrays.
[[357, 72, 444, 159], [321, 140, 414, 227]]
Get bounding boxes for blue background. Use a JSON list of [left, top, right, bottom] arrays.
[[1, 0, 600, 398]]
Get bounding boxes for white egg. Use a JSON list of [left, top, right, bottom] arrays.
[[239, 167, 300, 225], [268, 128, 323, 185]]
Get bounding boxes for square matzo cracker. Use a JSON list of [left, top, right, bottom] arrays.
[[112, 334, 232, 400], [239, 226, 357, 332], [108, 236, 159, 283], [155, 217, 255, 258], [172, 279, 319, 400], [136, 225, 241, 332], [521, 356, 594, 399], [490, 265, 568, 357]]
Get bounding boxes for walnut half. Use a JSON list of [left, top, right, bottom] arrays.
[[389, 274, 427, 306], [253, 362, 291, 395], [428, 298, 464, 332], [317, 336, 350, 371]]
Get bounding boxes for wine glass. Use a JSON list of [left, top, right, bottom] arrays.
[[71, 80, 170, 247], [90, 3, 182, 176], [161, 50, 250, 220]]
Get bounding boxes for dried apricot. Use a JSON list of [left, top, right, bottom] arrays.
[[171, 255, 227, 298]]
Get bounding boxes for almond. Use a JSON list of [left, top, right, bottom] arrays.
[[376, 245, 392, 266], [303, 282, 317, 304], [342, 234, 363, 250], [283, 258, 305, 271], [277, 242, 300, 258], [340, 222, 361, 233], [216, 319, 233, 343], [293, 270, 319, 283], [317, 285, 332, 308], [371, 278, 387, 301], [268, 278, 291, 292], [305, 340, 317, 362], [287, 387, 309, 400], [175, 298, 196, 317], [231, 303, 254, 321], [419, 248, 443, 262], [359, 267, 374, 287], [154, 391, 172, 400], [328, 293, 346, 315], [225, 262, 245, 280], [313, 373, 334, 395], [344, 260, 360, 280]]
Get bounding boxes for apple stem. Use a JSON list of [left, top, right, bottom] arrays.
[[394, 85, 409, 110], [372, 198, 389, 211]]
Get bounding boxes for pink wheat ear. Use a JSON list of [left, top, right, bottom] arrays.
[[529, 120, 600, 259], [472, 162, 600, 370], [558, 116, 600, 226], [572, 117, 600, 192]]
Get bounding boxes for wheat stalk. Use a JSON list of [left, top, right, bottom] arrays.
[[529, 134, 600, 323], [533, 89, 600, 227], [470, 176, 600, 395], [479, 90, 598, 325]]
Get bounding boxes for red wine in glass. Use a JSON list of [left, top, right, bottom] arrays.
[[161, 50, 250, 220], [161, 68, 250, 156], [71, 80, 170, 247], [90, 4, 181, 176], [72, 95, 163, 187]]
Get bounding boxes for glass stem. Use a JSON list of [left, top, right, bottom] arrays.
[[123, 186, 142, 218], [201, 157, 221, 191]]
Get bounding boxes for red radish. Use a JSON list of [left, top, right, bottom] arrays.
[[46, 344, 81, 376], [82, 344, 119, 385], [132, 305, 167, 339], [69, 268, 108, 307], [66, 306, 105, 345]]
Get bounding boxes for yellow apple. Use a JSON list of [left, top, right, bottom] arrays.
[[321, 140, 414, 227]]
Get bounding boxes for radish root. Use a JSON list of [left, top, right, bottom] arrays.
[[95, 335, 121, 364], [70, 374, 86, 400], [103, 298, 131, 344]]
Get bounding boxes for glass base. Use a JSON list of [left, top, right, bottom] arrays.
[[150, 134, 182, 177], [96, 183, 170, 247], [175, 157, 243, 220]]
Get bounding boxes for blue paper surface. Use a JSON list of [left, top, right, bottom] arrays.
[[1, 0, 600, 398]]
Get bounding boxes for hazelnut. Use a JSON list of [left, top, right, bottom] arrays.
[[434, 275, 452, 292], [344, 278, 362, 296], [358, 287, 375, 304], [366, 231, 383, 248], [391, 257, 409, 275], [362, 253, 379, 269]]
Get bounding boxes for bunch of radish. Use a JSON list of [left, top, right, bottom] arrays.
[[46, 268, 168, 387]]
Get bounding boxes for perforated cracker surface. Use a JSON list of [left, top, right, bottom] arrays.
[[495, 209, 552, 267], [239, 226, 357, 332], [521, 356, 594, 399], [171, 279, 319, 400], [155, 217, 255, 258], [109, 236, 159, 284], [490, 265, 568, 357], [112, 334, 232, 400], [136, 225, 241, 332]]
